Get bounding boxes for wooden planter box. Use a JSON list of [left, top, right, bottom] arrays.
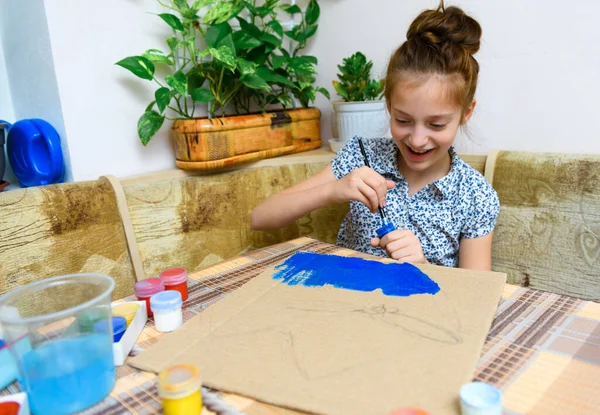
[[172, 108, 321, 171]]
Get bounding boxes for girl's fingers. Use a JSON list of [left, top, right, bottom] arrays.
[[363, 174, 390, 208], [357, 182, 380, 213], [370, 237, 380, 247]]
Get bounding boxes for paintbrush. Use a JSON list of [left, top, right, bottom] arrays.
[[357, 138, 396, 238]]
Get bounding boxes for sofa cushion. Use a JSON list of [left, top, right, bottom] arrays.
[[0, 177, 135, 298], [490, 151, 600, 300]]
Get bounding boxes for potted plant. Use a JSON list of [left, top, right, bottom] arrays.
[[329, 51, 387, 152], [116, 0, 329, 170]]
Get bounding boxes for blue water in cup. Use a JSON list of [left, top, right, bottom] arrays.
[[20, 334, 114, 414], [0, 273, 116, 415]]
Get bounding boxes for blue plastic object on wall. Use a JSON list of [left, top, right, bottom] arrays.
[[5, 118, 65, 187]]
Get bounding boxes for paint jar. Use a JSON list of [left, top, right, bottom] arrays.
[[150, 291, 183, 333], [160, 268, 189, 302], [0, 274, 116, 415], [94, 316, 127, 343], [0, 402, 20, 415], [460, 382, 503, 415], [112, 303, 140, 327], [158, 364, 202, 415], [390, 409, 430, 415], [134, 278, 165, 317]]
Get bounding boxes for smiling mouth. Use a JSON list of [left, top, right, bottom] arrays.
[[406, 145, 434, 156]]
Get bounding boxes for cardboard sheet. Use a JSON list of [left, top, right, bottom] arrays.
[[130, 252, 505, 415]]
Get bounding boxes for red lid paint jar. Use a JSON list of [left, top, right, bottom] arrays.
[[0, 402, 20, 415], [134, 278, 165, 317], [159, 268, 188, 302]]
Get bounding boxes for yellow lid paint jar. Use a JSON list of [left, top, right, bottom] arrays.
[[112, 303, 140, 327], [158, 364, 202, 415]]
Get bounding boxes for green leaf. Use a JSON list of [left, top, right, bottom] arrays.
[[332, 80, 348, 100], [233, 32, 262, 50], [316, 86, 331, 100], [216, 33, 236, 57], [158, 13, 184, 31], [281, 4, 301, 14], [255, 6, 272, 18], [289, 57, 316, 75], [256, 66, 294, 88], [203, 2, 233, 24], [241, 73, 270, 91], [191, 0, 217, 13], [303, 24, 318, 40], [303, 55, 318, 65], [115, 56, 154, 80], [205, 22, 232, 48], [137, 111, 164, 146], [259, 32, 281, 48], [277, 93, 293, 107], [165, 71, 188, 95], [191, 87, 214, 102], [284, 28, 302, 42], [236, 17, 262, 38], [305, 0, 320, 25], [186, 67, 206, 93], [237, 58, 257, 76], [145, 101, 156, 112], [142, 49, 174, 66], [266, 20, 284, 37], [272, 55, 289, 69], [245, 45, 269, 66], [297, 73, 316, 90], [155, 87, 172, 113], [209, 46, 236, 72], [166, 36, 179, 52]]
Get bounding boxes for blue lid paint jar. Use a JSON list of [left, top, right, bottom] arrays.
[[376, 220, 397, 238], [94, 316, 127, 343], [150, 291, 183, 333]]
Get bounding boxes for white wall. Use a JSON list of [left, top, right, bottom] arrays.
[[3, 0, 600, 181], [307, 0, 600, 154]]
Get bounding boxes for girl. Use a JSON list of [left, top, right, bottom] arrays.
[[251, 1, 499, 271]]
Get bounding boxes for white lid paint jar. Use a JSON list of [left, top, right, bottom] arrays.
[[150, 291, 183, 333]]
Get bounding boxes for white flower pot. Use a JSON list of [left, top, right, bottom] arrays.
[[331, 100, 389, 143]]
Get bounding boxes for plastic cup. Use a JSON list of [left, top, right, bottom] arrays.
[[0, 274, 116, 415]]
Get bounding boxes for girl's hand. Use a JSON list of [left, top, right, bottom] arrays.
[[331, 167, 395, 213], [371, 230, 427, 264]]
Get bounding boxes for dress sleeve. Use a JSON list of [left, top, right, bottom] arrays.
[[330, 136, 366, 179], [461, 181, 501, 239]]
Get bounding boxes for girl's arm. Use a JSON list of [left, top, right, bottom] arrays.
[[251, 163, 394, 230], [458, 232, 494, 271]]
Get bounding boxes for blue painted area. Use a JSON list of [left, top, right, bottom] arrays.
[[273, 251, 440, 297]]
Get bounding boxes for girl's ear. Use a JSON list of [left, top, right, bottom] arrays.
[[462, 99, 477, 124]]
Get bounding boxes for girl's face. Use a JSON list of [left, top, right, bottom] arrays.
[[388, 74, 475, 177]]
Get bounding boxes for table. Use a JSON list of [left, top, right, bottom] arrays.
[[2, 237, 600, 414]]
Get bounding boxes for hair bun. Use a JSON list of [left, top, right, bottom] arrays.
[[407, 5, 481, 55]]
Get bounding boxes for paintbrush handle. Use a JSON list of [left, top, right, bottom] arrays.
[[358, 138, 389, 221]]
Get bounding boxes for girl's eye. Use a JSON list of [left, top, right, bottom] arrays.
[[431, 123, 447, 129], [395, 119, 409, 124]]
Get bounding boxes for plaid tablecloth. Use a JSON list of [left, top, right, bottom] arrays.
[[2, 237, 599, 414]]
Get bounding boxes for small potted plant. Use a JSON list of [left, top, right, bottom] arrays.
[[117, 0, 329, 170], [330, 51, 387, 152]]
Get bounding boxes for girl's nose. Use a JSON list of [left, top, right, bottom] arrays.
[[409, 126, 428, 148]]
